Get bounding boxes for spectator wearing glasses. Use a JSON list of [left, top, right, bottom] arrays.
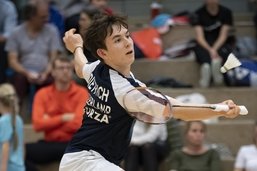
[[25, 55, 89, 171]]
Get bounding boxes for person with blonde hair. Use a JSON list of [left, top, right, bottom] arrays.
[[0, 83, 25, 171]]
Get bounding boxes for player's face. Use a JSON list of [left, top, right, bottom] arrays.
[[101, 25, 135, 70], [186, 122, 205, 146]]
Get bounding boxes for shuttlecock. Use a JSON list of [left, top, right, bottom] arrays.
[[220, 53, 241, 73]]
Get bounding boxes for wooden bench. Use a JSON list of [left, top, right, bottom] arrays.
[[24, 120, 255, 171], [24, 125, 59, 171]]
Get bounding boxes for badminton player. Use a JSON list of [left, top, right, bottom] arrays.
[[60, 14, 240, 171]]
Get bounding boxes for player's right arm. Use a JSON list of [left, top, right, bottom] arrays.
[[63, 29, 88, 78], [169, 99, 240, 121]]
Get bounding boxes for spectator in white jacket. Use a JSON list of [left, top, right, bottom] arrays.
[[124, 120, 169, 171], [234, 121, 257, 171]]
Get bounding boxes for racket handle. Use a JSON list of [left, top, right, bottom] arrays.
[[213, 104, 248, 115], [238, 106, 248, 115]]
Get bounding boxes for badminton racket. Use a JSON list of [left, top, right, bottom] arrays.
[[172, 104, 248, 115], [123, 87, 248, 124]]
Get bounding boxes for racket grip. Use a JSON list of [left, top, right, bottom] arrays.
[[213, 104, 248, 115], [238, 106, 248, 115]]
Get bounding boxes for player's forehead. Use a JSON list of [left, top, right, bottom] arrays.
[[108, 25, 129, 39]]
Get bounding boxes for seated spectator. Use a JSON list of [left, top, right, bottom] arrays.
[[234, 121, 257, 171], [0, 83, 25, 171], [192, 0, 234, 88], [79, 6, 101, 62], [131, 14, 172, 60], [124, 120, 169, 171], [30, 0, 65, 38], [0, 0, 18, 83], [5, 0, 62, 111], [48, 0, 65, 38], [25, 55, 89, 171], [62, 0, 87, 33], [169, 121, 222, 171]]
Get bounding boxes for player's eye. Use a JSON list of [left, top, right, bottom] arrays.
[[114, 38, 121, 43]]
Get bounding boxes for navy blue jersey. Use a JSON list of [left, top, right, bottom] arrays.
[[65, 61, 147, 165]]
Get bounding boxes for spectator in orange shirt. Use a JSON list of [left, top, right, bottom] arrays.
[[25, 55, 89, 171]]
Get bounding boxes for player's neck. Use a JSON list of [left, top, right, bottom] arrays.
[[106, 62, 131, 77]]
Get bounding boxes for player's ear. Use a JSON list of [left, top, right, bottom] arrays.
[[97, 49, 107, 59]]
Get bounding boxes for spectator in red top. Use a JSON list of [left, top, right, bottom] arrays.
[[25, 55, 89, 171]]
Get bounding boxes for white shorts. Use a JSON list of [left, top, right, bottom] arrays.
[[59, 150, 124, 171]]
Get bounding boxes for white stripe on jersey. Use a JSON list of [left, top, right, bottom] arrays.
[[82, 60, 100, 82]]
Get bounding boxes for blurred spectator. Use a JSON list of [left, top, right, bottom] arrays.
[[192, 0, 234, 88], [169, 121, 222, 171], [234, 121, 257, 171], [166, 118, 183, 153], [48, 0, 65, 38], [131, 14, 172, 59], [0, 83, 25, 171], [63, 0, 87, 33], [89, 0, 113, 15], [0, 0, 18, 83], [25, 55, 89, 171], [70, 6, 101, 86], [79, 6, 101, 62], [124, 120, 169, 171], [5, 0, 62, 110], [30, 0, 65, 38]]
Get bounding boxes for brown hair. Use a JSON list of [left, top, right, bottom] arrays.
[[81, 6, 101, 20], [23, 0, 48, 20], [0, 83, 19, 150], [52, 55, 72, 69], [83, 14, 128, 60], [184, 121, 207, 135]]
